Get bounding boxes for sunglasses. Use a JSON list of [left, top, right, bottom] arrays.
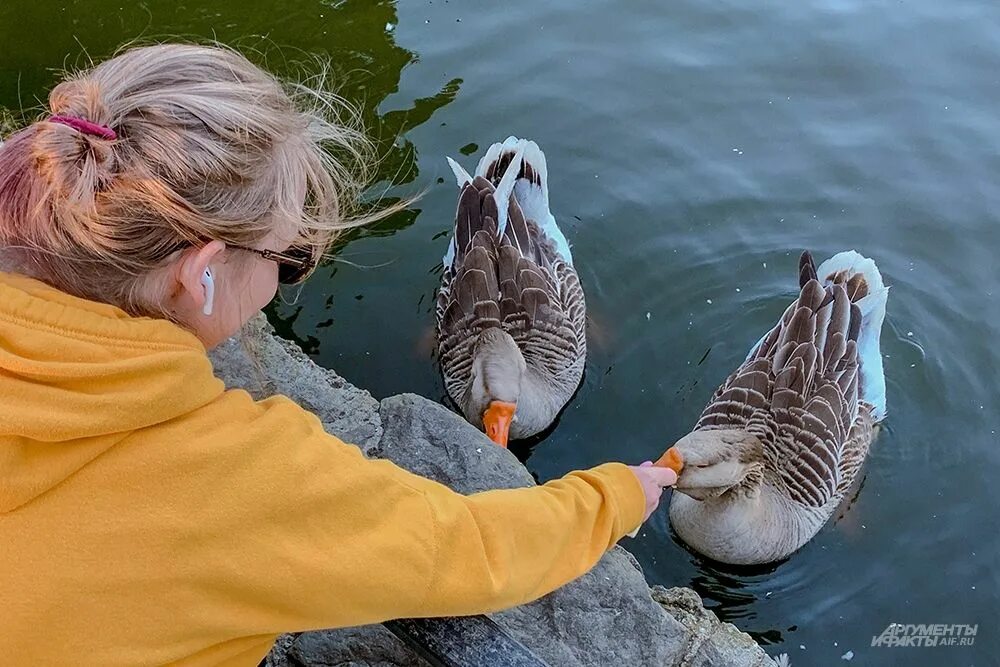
[[231, 245, 318, 285]]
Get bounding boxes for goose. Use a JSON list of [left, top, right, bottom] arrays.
[[435, 137, 585, 447], [659, 251, 888, 564]]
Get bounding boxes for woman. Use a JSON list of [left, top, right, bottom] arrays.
[[0, 44, 677, 665]]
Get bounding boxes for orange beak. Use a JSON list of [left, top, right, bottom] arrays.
[[654, 446, 685, 474], [483, 401, 516, 448]]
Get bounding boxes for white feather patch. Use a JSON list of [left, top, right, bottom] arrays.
[[744, 251, 889, 420], [817, 251, 889, 419], [491, 144, 525, 238], [442, 236, 456, 269], [446, 156, 473, 187]]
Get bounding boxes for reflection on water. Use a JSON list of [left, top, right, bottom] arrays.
[[0, 0, 461, 353], [685, 552, 787, 644], [247, 2, 463, 349]]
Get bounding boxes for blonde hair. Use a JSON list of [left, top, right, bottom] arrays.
[[0, 43, 393, 318]]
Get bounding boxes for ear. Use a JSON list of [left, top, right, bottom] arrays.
[[176, 241, 225, 314]]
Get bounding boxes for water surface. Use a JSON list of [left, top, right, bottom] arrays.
[[2, 1, 998, 664]]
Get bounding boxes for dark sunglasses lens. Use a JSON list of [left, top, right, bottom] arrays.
[[278, 248, 316, 285]]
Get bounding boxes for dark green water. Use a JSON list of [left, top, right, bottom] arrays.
[[2, 1, 998, 664]]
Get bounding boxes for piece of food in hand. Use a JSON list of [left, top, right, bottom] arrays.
[[654, 447, 685, 474]]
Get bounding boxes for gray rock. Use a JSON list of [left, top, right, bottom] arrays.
[[261, 633, 296, 667], [494, 550, 689, 666], [289, 625, 427, 667], [653, 587, 778, 667], [376, 393, 535, 492], [209, 315, 382, 453]]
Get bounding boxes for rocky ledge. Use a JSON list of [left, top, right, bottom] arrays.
[[209, 316, 778, 667]]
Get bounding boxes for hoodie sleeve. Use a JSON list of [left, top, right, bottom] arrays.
[[407, 461, 647, 616], [178, 391, 646, 633]]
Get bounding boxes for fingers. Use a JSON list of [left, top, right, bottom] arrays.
[[626, 465, 678, 490], [624, 464, 679, 522], [646, 467, 678, 487]]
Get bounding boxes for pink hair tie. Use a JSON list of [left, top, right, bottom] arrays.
[[48, 115, 117, 140]]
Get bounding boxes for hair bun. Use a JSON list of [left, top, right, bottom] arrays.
[[33, 80, 116, 207]]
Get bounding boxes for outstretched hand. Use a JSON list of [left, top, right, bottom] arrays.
[[628, 461, 678, 521]]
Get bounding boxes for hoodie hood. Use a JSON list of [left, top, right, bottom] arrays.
[[0, 271, 224, 512]]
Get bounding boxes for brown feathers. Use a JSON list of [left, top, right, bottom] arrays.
[[696, 251, 878, 509]]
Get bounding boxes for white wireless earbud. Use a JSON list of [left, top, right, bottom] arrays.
[[201, 268, 215, 316]]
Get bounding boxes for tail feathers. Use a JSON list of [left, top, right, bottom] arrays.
[[512, 138, 551, 223], [817, 251, 889, 420], [442, 147, 523, 267], [475, 135, 521, 181], [512, 138, 571, 263], [489, 143, 524, 239], [450, 136, 573, 265], [817, 250, 887, 312], [479, 136, 571, 264], [513, 139, 570, 263], [475, 137, 540, 234]]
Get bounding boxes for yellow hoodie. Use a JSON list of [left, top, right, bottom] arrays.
[[0, 271, 645, 666]]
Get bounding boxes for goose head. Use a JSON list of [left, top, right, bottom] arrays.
[[664, 429, 765, 501], [466, 328, 526, 447]]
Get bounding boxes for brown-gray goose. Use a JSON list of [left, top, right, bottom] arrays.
[[661, 251, 888, 564], [435, 137, 585, 446]]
